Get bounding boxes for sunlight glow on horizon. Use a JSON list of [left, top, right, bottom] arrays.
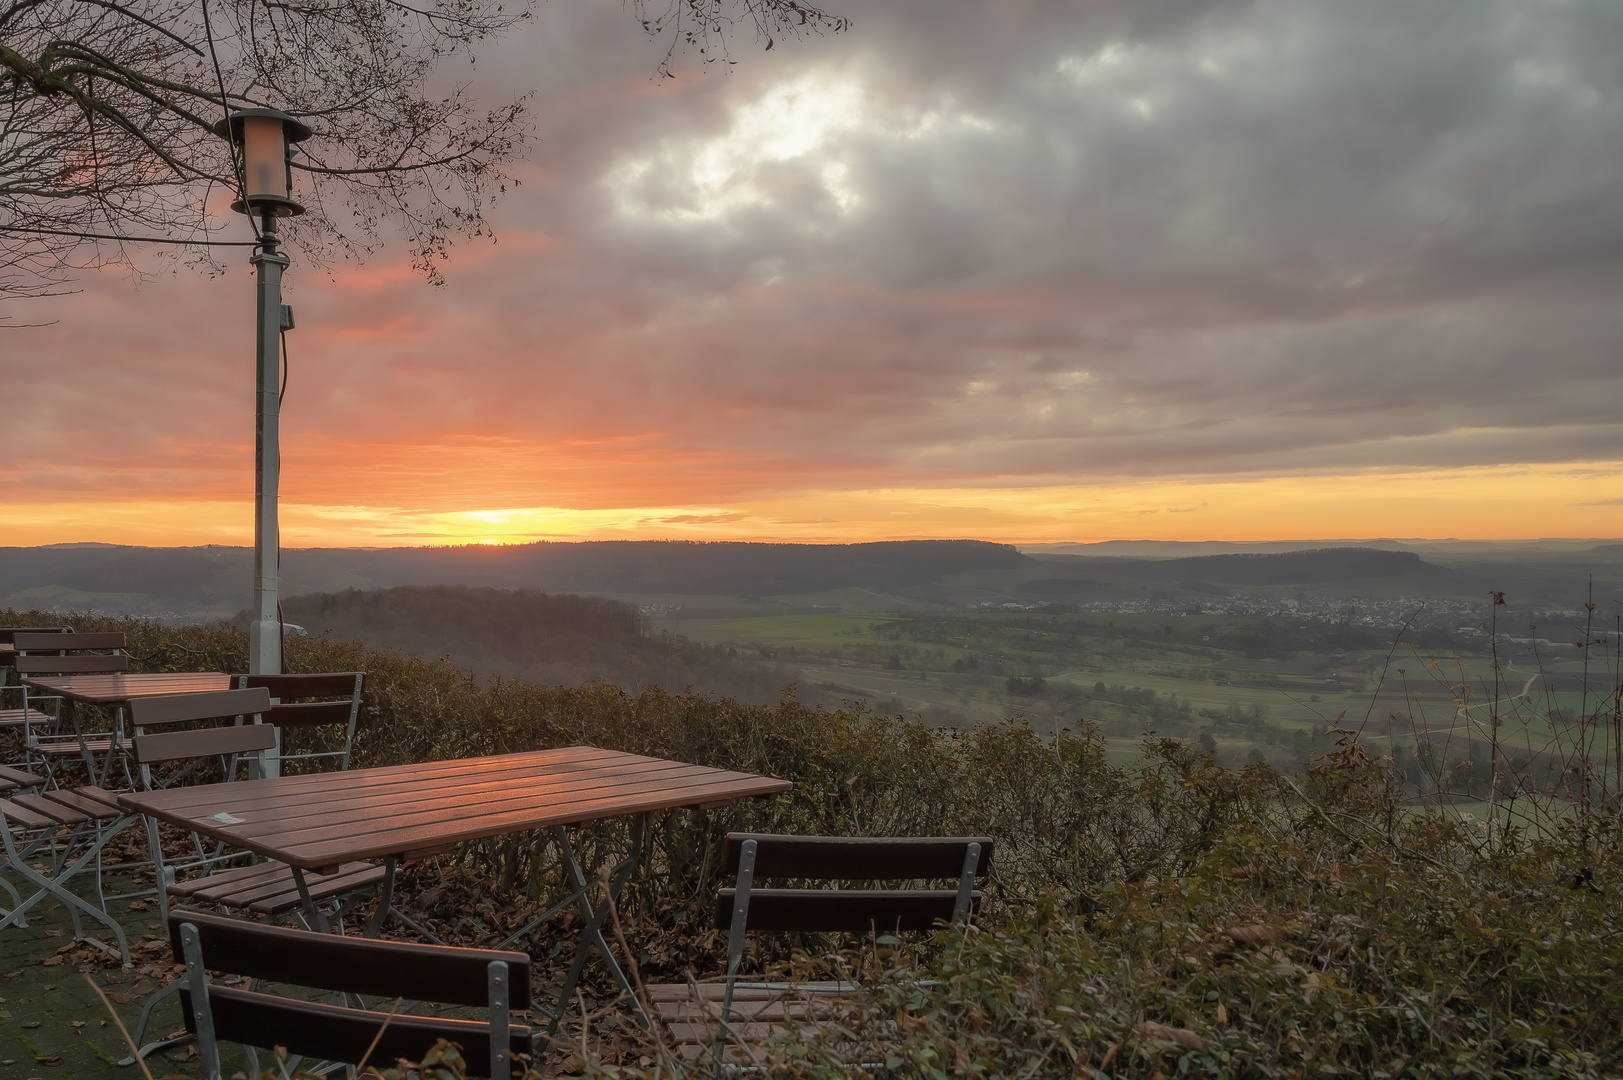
[[4, 460, 1619, 548]]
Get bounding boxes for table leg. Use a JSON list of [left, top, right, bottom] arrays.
[[540, 813, 650, 1050], [289, 866, 332, 933]]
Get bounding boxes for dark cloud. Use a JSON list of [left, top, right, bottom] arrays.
[[5, 0, 1621, 524]]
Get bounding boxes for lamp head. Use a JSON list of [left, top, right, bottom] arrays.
[[213, 108, 313, 218]]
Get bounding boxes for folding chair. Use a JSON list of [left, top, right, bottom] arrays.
[[170, 907, 531, 1079], [0, 628, 68, 748], [0, 762, 137, 965], [122, 688, 388, 1066], [236, 672, 365, 774], [647, 833, 993, 1069], [15, 632, 129, 784]]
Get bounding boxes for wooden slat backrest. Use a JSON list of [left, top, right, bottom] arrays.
[[133, 724, 278, 764], [14, 631, 125, 651], [0, 627, 68, 644], [179, 986, 530, 1078], [712, 888, 977, 933], [127, 688, 271, 729], [239, 672, 364, 701], [722, 834, 994, 880], [15, 653, 128, 675], [168, 908, 531, 1009], [263, 700, 354, 729]]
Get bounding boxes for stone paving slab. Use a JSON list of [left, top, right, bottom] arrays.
[[2, 896, 204, 1080]]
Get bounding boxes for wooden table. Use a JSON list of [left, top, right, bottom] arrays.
[[22, 672, 231, 706], [119, 745, 792, 1046], [22, 673, 231, 785]]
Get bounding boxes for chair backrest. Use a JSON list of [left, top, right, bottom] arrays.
[[714, 833, 994, 934], [0, 627, 69, 644], [235, 672, 365, 771], [127, 688, 275, 780], [710, 834, 994, 1024], [169, 908, 530, 1078], [14, 631, 127, 675]]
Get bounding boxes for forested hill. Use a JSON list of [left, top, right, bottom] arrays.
[[0, 539, 1029, 618], [269, 585, 802, 702], [328, 539, 1029, 595]]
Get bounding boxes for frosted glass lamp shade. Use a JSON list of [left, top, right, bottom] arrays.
[[243, 116, 290, 203], [212, 108, 313, 218]]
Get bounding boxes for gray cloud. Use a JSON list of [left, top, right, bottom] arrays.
[[8, 0, 1621, 510]]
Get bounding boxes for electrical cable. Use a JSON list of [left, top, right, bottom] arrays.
[[201, 0, 262, 243], [280, 329, 289, 404], [0, 225, 259, 247]]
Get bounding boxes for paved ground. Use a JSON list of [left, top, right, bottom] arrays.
[[2, 896, 204, 1080]]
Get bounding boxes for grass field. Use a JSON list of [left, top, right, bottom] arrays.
[[652, 607, 1621, 802]]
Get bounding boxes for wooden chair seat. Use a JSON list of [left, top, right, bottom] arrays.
[[33, 737, 116, 757], [647, 984, 873, 1064], [0, 766, 45, 794], [0, 708, 48, 729], [169, 860, 386, 916]]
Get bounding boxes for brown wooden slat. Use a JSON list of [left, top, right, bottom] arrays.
[[0, 797, 58, 830], [125, 745, 618, 811], [126, 751, 742, 831], [128, 687, 271, 728], [34, 737, 115, 753], [121, 753, 701, 838], [118, 747, 791, 870], [286, 774, 786, 866], [0, 766, 45, 789], [73, 787, 127, 810], [40, 789, 127, 821], [0, 709, 48, 728], [10, 792, 93, 826], [645, 982, 854, 1002], [14, 631, 124, 651], [22, 672, 230, 705], [168, 909, 530, 1009], [190, 772, 786, 869], [35, 739, 115, 756], [132, 724, 277, 764], [169, 860, 294, 897], [723, 833, 994, 880], [240, 673, 364, 700], [182, 987, 529, 1078], [174, 862, 384, 915], [263, 700, 353, 729], [0, 627, 68, 643], [236, 760, 765, 846], [15, 655, 128, 675], [714, 889, 977, 933]]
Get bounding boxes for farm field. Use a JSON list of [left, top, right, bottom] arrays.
[[663, 608, 1621, 798]]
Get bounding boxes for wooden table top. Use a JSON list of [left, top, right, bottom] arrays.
[[22, 672, 230, 706], [118, 745, 792, 872]]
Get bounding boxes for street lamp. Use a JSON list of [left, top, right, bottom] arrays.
[[213, 108, 312, 684]]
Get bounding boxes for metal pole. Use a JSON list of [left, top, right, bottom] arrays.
[[248, 212, 286, 690]]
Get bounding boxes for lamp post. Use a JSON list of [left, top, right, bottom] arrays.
[[213, 109, 312, 685]]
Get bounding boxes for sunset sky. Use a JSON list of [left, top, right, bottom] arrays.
[[5, 0, 1621, 548]]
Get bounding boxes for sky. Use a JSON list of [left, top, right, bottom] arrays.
[[4, 0, 1622, 548]]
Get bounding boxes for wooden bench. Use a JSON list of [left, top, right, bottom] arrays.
[[647, 833, 993, 1067], [170, 907, 531, 1078]]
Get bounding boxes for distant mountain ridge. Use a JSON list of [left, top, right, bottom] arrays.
[[0, 538, 1610, 617], [0, 539, 1028, 618]]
